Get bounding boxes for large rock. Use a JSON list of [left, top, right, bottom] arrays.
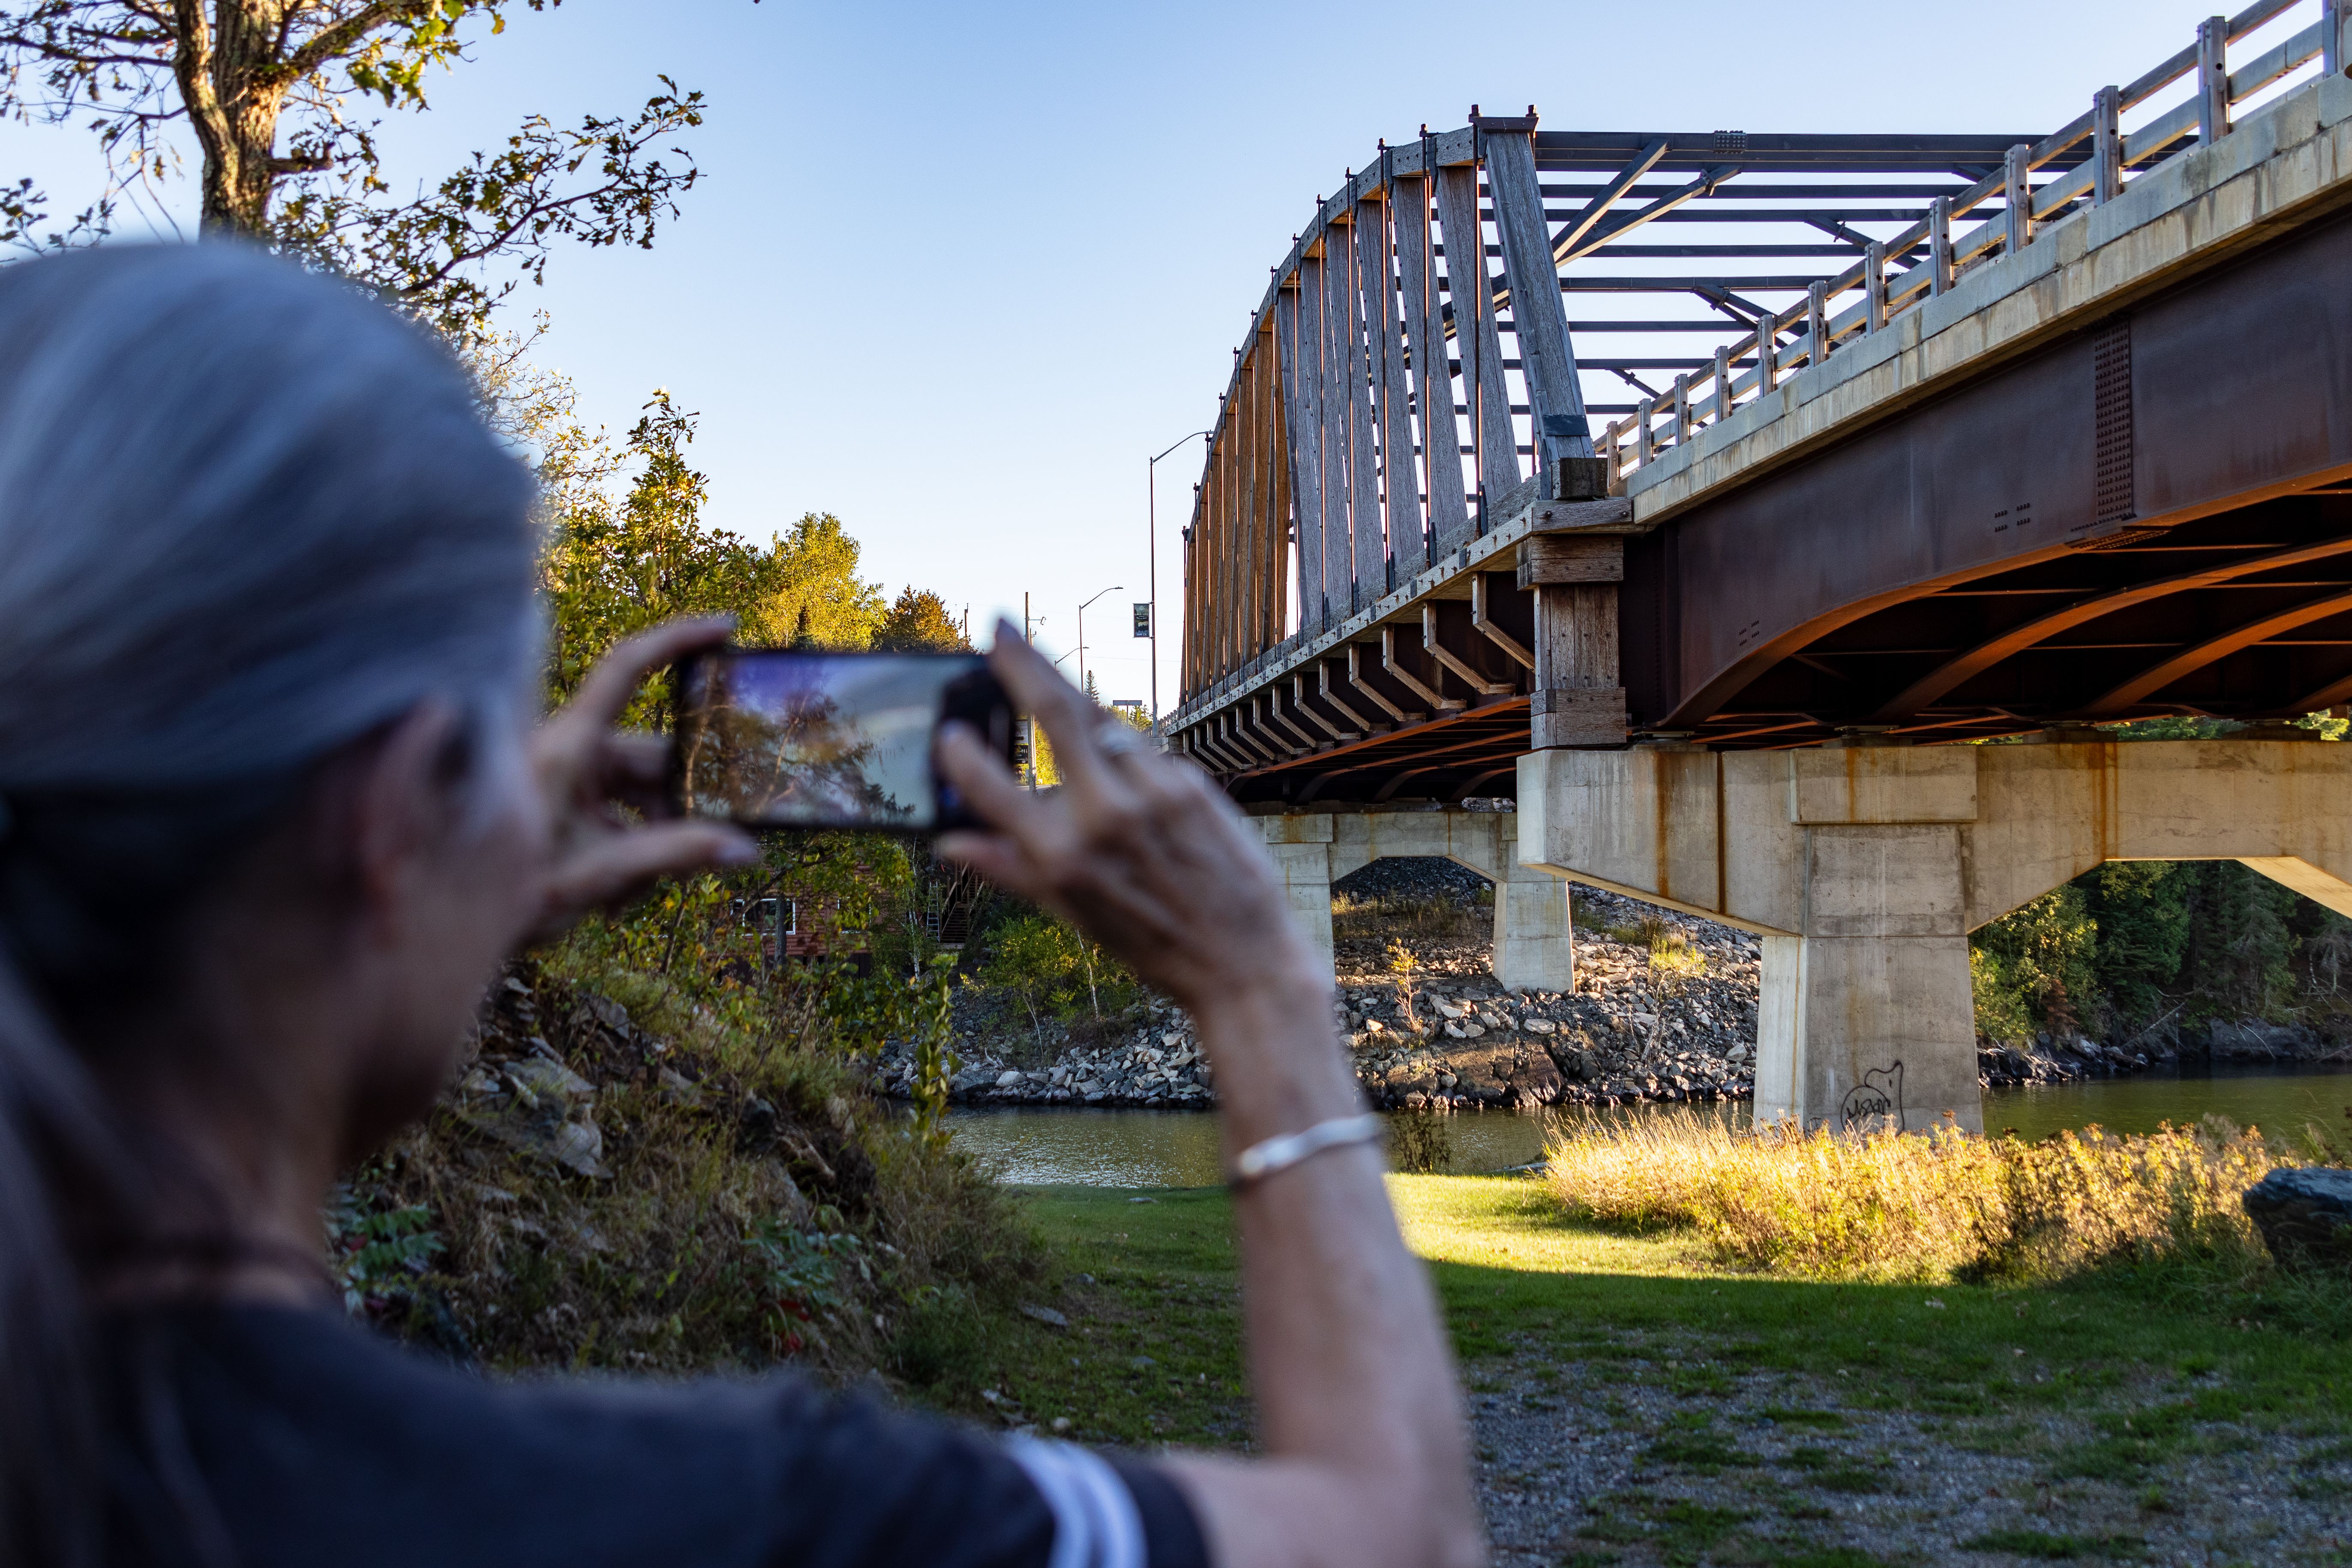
[[2242, 1166, 2352, 1268]]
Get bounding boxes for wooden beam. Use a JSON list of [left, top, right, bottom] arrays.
[[1424, 603, 1512, 694], [1394, 171, 1470, 561], [1264, 687, 1321, 750], [1518, 533, 1624, 587], [1485, 126, 1598, 500], [1277, 276, 1326, 635], [1319, 659, 1380, 733], [1286, 675, 1356, 741], [1349, 640, 1420, 724], [1434, 162, 1520, 512], [1344, 206, 1385, 604], [1552, 138, 1668, 260], [1471, 573, 1536, 669], [1318, 236, 1355, 621], [1371, 181, 1424, 582], [1384, 624, 1466, 711]]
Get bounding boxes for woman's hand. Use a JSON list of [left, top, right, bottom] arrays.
[[933, 621, 1323, 1020], [525, 617, 756, 944]]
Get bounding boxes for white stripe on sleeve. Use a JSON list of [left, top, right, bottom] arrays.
[[1005, 1436, 1147, 1568]]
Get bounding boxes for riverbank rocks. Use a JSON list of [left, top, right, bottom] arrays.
[[891, 879, 2346, 1114], [2243, 1166, 2352, 1269]]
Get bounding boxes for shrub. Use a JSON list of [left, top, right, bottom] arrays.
[[1544, 1109, 2289, 1285], [975, 911, 1137, 1028]]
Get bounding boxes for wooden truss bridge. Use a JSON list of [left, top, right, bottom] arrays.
[[1171, 0, 2352, 806]]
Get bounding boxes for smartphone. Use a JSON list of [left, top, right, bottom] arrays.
[[669, 648, 1015, 832]]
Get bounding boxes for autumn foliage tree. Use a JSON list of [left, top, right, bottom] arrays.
[[537, 392, 886, 722], [873, 588, 969, 653], [1, 1, 719, 337]]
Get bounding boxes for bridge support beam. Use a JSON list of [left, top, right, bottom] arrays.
[[1255, 808, 1576, 993], [1519, 737, 2352, 1134], [1520, 533, 1627, 749]]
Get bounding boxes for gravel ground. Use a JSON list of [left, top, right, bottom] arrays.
[[1463, 1336, 2352, 1566]]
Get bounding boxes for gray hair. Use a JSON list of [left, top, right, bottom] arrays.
[[0, 243, 540, 1563]]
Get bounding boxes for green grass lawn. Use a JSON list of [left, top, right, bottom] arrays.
[[925, 1175, 2352, 1508]]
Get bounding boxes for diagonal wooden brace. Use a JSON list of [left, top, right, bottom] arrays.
[[1319, 660, 1380, 733], [1423, 604, 1512, 694], [1382, 626, 1465, 711], [1471, 575, 1536, 669], [1267, 684, 1329, 749], [1349, 642, 1421, 724]]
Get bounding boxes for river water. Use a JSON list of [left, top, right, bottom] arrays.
[[946, 1064, 2352, 1188]]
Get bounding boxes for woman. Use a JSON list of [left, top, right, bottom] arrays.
[[0, 245, 1481, 1568]]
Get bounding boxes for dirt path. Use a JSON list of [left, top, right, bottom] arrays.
[[1465, 1336, 2350, 1567]]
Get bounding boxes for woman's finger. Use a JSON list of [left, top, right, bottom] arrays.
[[982, 621, 1120, 800], [565, 616, 734, 734], [541, 820, 755, 917], [935, 718, 1047, 839]]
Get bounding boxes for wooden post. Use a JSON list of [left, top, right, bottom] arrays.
[[1394, 172, 1469, 561], [2092, 85, 2123, 206], [1298, 251, 1336, 630], [1371, 184, 1424, 584], [2330, 0, 2349, 76], [1434, 161, 1520, 519], [1928, 195, 1952, 297], [1264, 327, 1292, 650], [1712, 344, 1732, 425], [2197, 16, 2229, 147], [1672, 373, 1691, 446], [2003, 144, 2033, 257], [1289, 276, 1326, 639], [1635, 396, 1657, 468], [1484, 128, 1599, 499], [1808, 280, 1830, 364], [1317, 234, 1355, 624], [1519, 533, 1626, 749], [1755, 312, 1778, 393], [1863, 242, 1887, 335], [1343, 206, 1384, 608]]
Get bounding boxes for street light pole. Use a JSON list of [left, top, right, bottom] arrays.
[[1077, 584, 1122, 699], [1148, 429, 1213, 724]]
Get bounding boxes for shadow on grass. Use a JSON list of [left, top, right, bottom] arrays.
[[919, 1178, 2352, 1488]]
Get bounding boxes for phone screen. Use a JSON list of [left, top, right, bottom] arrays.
[[669, 649, 1013, 831]]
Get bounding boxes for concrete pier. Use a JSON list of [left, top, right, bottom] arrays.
[[1517, 737, 2352, 1134], [1257, 807, 1575, 994]]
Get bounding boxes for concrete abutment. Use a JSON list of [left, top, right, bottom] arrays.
[[1517, 738, 2352, 1134], [1256, 808, 1575, 994]]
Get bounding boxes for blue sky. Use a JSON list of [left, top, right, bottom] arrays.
[[12, 0, 2237, 713]]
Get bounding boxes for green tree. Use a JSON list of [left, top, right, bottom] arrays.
[[2084, 861, 2192, 1025], [1971, 885, 2100, 1041], [1, 2, 717, 339], [537, 395, 885, 723], [873, 588, 969, 653]]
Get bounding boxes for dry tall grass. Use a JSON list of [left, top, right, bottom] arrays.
[[1544, 1109, 2290, 1284]]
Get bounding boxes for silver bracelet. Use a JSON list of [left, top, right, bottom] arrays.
[[1227, 1112, 1384, 1190]]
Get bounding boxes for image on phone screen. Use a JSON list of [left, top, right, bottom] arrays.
[[671, 650, 1006, 831]]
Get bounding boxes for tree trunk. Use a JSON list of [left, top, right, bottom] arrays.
[[175, 1, 294, 236]]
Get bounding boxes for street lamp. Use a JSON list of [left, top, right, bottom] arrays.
[[1077, 584, 1122, 698], [1148, 430, 1212, 723]]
